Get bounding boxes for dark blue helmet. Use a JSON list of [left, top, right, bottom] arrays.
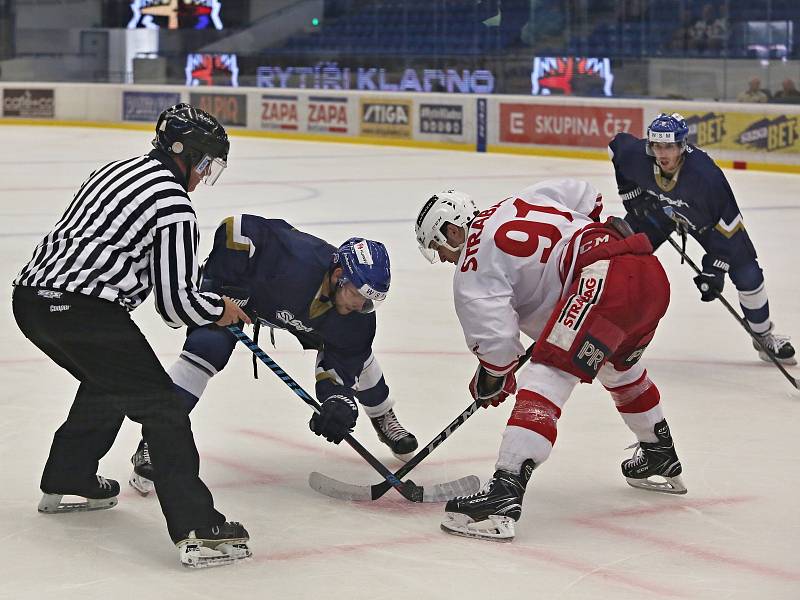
[[332, 238, 390, 313], [646, 113, 689, 155]]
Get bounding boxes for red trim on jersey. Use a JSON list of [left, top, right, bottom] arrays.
[[478, 357, 518, 375], [507, 389, 562, 445], [589, 193, 603, 221]]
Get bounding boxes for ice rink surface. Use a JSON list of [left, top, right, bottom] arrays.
[[0, 125, 798, 599]]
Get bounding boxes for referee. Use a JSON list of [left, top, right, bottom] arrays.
[[12, 103, 252, 568]]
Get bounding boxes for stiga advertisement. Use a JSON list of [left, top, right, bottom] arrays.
[[189, 92, 246, 126], [679, 110, 800, 153], [3, 88, 55, 118], [360, 99, 411, 138]]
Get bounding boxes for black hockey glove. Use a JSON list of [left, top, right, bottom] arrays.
[[693, 255, 729, 302], [220, 285, 257, 321], [620, 186, 660, 220], [309, 391, 358, 444], [201, 277, 257, 321], [469, 364, 517, 409]]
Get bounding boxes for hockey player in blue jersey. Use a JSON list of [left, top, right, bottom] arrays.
[[128, 214, 418, 495], [609, 112, 795, 365]]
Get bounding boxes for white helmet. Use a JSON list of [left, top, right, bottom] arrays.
[[415, 190, 479, 263]]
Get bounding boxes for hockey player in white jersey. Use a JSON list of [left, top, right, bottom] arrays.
[[414, 179, 686, 542]]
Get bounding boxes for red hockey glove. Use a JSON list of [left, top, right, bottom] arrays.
[[469, 364, 517, 409]]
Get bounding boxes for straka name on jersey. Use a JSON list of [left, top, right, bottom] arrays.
[[459, 202, 503, 273], [308, 97, 348, 133], [260, 95, 298, 130], [276, 309, 313, 332]]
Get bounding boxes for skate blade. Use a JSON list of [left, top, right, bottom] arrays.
[[38, 493, 118, 514], [178, 540, 252, 569], [392, 450, 415, 463], [129, 473, 154, 497], [626, 474, 687, 495], [758, 351, 797, 366], [440, 513, 515, 542]]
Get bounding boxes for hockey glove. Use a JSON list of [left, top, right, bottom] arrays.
[[469, 364, 517, 409], [693, 255, 729, 302], [620, 186, 660, 220], [309, 392, 358, 444]]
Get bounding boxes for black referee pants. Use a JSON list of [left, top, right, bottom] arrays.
[[12, 286, 225, 542]]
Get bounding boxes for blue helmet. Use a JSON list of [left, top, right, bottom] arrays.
[[332, 238, 391, 313], [646, 112, 689, 156]]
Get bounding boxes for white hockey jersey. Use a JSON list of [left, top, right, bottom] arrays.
[[453, 179, 602, 374]]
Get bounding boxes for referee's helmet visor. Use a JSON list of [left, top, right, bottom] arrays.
[[194, 154, 227, 186]]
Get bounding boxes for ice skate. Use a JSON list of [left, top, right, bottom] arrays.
[[129, 439, 154, 496], [441, 460, 535, 542], [752, 325, 796, 366], [38, 475, 120, 513], [371, 408, 418, 461], [176, 521, 252, 569], [622, 420, 686, 494]]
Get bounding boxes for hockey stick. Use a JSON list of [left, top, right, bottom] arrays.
[[227, 326, 476, 502], [309, 343, 536, 502], [662, 234, 798, 390]]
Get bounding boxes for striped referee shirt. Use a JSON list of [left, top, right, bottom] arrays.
[[13, 149, 224, 328]]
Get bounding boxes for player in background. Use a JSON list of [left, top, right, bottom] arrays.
[[414, 180, 686, 542], [610, 113, 795, 365], [129, 214, 418, 495]]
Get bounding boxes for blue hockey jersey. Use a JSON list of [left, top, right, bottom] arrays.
[[202, 214, 389, 406], [609, 132, 756, 267]]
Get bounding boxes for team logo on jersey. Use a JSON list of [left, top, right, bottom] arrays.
[[735, 115, 799, 152], [276, 309, 314, 333], [531, 57, 614, 97], [652, 191, 689, 210], [546, 261, 608, 351]]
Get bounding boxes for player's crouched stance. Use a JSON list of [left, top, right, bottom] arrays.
[[414, 181, 686, 542]]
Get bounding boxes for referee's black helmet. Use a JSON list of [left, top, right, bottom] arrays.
[[152, 103, 230, 167]]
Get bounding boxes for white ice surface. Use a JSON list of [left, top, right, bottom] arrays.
[[0, 126, 798, 599]]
